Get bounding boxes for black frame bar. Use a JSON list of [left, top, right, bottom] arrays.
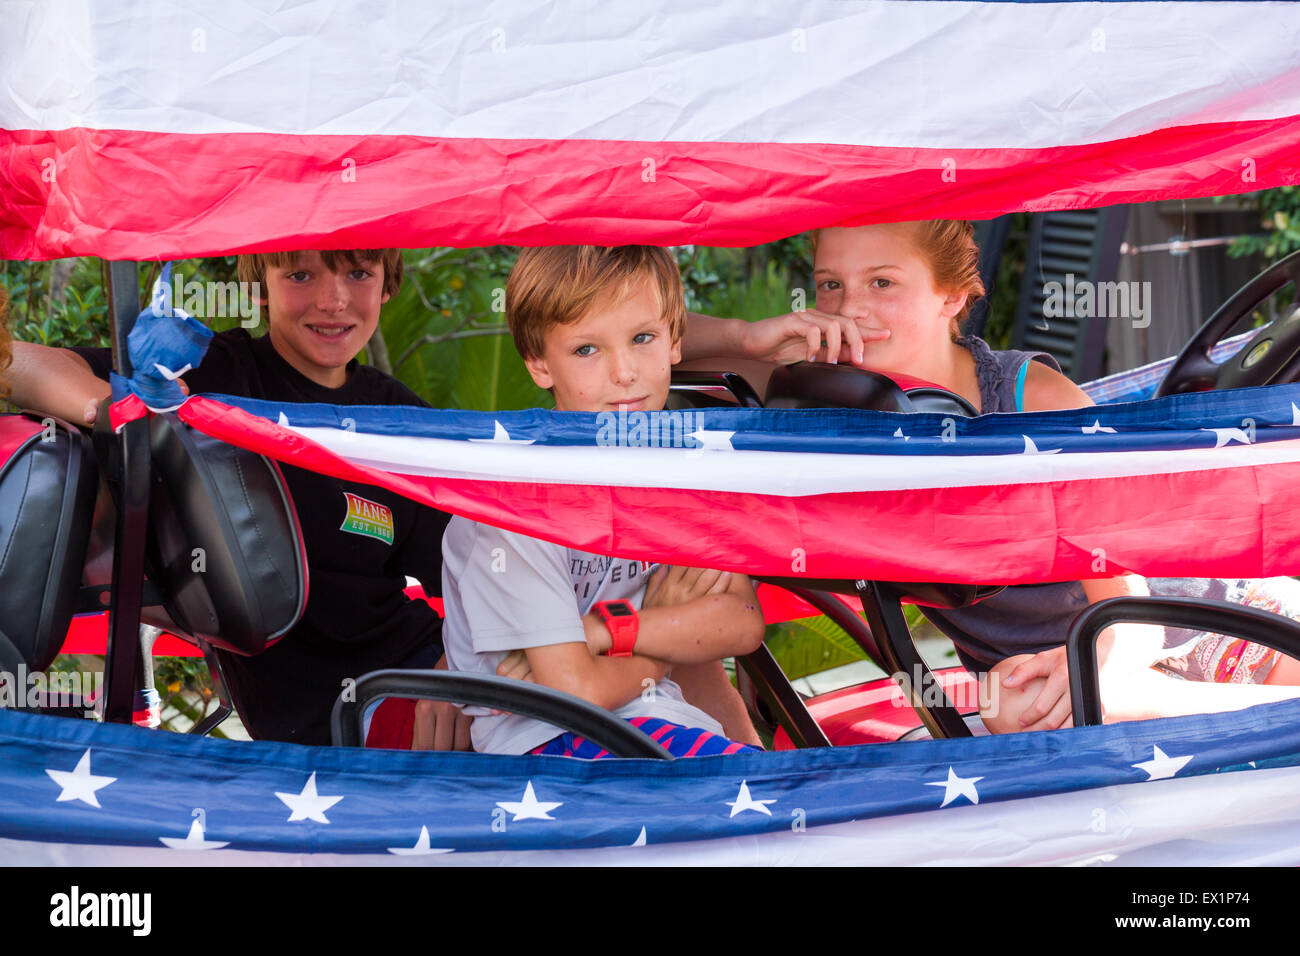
[[101, 260, 151, 725], [855, 580, 973, 739], [330, 670, 674, 759], [1067, 595, 1300, 726]]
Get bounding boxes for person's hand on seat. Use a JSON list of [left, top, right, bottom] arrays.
[[741, 308, 889, 366]]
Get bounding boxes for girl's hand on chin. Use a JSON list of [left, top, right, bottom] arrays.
[[743, 309, 889, 366]]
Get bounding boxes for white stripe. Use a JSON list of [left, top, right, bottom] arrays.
[[5, 1, 1299, 149], [294, 426, 1300, 496], [6, 764, 1299, 865]]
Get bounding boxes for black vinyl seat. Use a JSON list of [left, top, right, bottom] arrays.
[[0, 405, 309, 729], [0, 413, 99, 676]]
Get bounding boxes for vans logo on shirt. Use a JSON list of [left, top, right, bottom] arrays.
[[339, 492, 394, 545]]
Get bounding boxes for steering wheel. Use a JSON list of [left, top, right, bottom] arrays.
[[1154, 248, 1300, 397]]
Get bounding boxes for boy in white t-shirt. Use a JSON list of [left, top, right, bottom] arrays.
[[441, 246, 766, 757]]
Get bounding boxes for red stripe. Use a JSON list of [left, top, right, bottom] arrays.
[[648, 723, 675, 742], [684, 733, 710, 758], [109, 394, 149, 431], [176, 396, 1300, 584], [0, 415, 41, 464], [4, 120, 1299, 260], [721, 741, 746, 755]]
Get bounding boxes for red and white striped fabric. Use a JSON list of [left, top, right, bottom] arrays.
[[158, 388, 1300, 585], [3, 1, 1299, 259]]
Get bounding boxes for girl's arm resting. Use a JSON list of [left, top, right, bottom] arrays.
[[681, 310, 888, 366], [680, 312, 749, 363], [523, 641, 671, 712], [7, 342, 109, 425]]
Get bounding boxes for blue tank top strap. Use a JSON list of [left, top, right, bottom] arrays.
[[1014, 360, 1030, 411]]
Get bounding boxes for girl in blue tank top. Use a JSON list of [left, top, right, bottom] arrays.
[[806, 220, 1300, 733]]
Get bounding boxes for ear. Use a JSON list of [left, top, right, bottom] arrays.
[[940, 288, 967, 319], [669, 337, 682, 366], [523, 353, 554, 390]]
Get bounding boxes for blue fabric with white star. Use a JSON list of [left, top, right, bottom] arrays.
[[4, 698, 1299, 855]]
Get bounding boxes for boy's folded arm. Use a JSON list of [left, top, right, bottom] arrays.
[[7, 342, 110, 425], [523, 641, 669, 712], [586, 574, 766, 664]]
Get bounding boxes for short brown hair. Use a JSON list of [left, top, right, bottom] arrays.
[[237, 249, 404, 300], [809, 221, 986, 342], [506, 246, 686, 360]]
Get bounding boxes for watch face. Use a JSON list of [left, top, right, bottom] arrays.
[[605, 602, 634, 617]]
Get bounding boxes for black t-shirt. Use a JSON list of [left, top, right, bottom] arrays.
[[75, 329, 451, 744]]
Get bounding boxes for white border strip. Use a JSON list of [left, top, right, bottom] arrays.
[[6, 1, 1299, 148], [296, 427, 1300, 496]]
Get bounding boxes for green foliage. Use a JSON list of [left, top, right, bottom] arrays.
[[379, 247, 551, 411], [1224, 186, 1300, 261], [3, 259, 112, 349], [765, 604, 930, 681]]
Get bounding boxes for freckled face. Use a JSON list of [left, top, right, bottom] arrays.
[[813, 224, 965, 377], [523, 281, 681, 413]]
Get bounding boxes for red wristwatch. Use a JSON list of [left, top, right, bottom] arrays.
[[593, 600, 639, 657]]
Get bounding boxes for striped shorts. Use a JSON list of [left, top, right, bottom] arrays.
[[530, 716, 762, 759]]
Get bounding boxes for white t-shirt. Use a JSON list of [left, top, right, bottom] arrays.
[[440, 516, 724, 754]]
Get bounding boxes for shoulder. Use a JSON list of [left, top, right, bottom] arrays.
[[444, 516, 567, 568], [1021, 359, 1094, 412], [183, 328, 257, 391]]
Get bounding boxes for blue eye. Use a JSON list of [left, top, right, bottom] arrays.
[[574, 344, 595, 357], [633, 332, 654, 344]]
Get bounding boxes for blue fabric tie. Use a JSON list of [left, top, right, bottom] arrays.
[[123, 263, 215, 411]]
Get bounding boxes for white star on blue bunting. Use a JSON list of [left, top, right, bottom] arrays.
[[1131, 745, 1193, 781], [496, 780, 562, 821], [925, 767, 983, 807], [45, 749, 116, 808], [275, 772, 343, 823]]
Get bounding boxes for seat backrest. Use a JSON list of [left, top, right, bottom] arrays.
[[143, 413, 308, 655], [764, 362, 978, 417], [0, 414, 99, 671]]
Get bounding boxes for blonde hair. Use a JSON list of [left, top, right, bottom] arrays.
[[506, 246, 686, 360], [810, 221, 986, 341], [237, 249, 404, 300]]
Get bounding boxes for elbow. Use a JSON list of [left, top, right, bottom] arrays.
[[720, 596, 766, 658], [538, 667, 622, 712]]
